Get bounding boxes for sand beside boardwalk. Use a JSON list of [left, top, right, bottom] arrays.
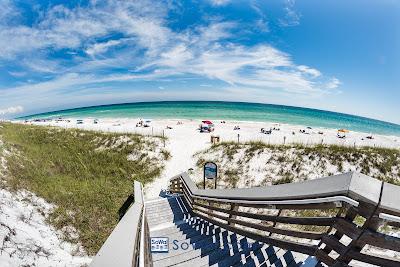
[[19, 118, 400, 199]]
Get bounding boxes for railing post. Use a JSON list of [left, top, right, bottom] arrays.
[[228, 203, 238, 226], [268, 209, 282, 237]]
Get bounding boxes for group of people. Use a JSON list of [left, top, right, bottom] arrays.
[[135, 119, 151, 128], [260, 128, 272, 134]]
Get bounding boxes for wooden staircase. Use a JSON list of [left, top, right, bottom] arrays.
[[146, 196, 321, 267], [90, 172, 400, 267]]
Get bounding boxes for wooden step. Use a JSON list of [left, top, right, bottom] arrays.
[[146, 196, 319, 267]]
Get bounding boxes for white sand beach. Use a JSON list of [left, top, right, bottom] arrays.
[[20, 118, 400, 199]]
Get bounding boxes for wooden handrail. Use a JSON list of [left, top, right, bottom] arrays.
[[169, 172, 400, 266], [90, 181, 152, 267]]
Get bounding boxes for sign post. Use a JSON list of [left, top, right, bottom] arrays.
[[203, 162, 218, 189]]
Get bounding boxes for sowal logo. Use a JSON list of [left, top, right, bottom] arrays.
[[151, 237, 169, 253]]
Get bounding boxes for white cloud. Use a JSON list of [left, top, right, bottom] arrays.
[[255, 19, 270, 33], [0, 105, 24, 116], [209, 0, 231, 6], [8, 71, 26, 77], [279, 0, 301, 27], [326, 77, 341, 89], [297, 65, 321, 78], [0, 0, 18, 24], [85, 40, 122, 56], [0, 0, 169, 59]]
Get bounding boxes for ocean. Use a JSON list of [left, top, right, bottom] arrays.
[[21, 101, 400, 136]]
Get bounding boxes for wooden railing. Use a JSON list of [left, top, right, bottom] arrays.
[[90, 181, 152, 267], [169, 172, 400, 266]]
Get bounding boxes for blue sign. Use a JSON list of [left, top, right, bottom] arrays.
[[204, 162, 217, 179]]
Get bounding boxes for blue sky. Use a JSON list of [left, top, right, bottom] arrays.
[[0, 0, 399, 123]]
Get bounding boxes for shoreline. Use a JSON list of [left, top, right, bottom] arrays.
[[17, 117, 400, 148], [19, 115, 400, 138]]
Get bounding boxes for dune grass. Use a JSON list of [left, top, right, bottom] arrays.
[[196, 141, 400, 187], [0, 122, 168, 255]]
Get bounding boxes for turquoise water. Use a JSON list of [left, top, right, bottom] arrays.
[[21, 101, 400, 136]]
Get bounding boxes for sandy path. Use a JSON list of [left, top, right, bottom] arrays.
[[144, 121, 210, 199]]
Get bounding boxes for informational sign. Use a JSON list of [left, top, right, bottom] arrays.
[[204, 162, 217, 179], [203, 162, 218, 189]]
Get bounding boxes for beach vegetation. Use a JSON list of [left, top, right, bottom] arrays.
[[195, 141, 400, 188], [0, 122, 168, 255]]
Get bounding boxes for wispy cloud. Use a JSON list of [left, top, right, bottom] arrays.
[[85, 40, 122, 56], [8, 71, 26, 77], [326, 77, 341, 89], [279, 0, 301, 27], [0, 105, 24, 116], [0, 0, 340, 115], [0, 1, 169, 59], [209, 0, 231, 6]]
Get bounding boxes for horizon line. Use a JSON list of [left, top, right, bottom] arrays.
[[16, 100, 400, 127]]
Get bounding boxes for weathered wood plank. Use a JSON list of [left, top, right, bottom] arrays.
[[193, 201, 335, 226], [314, 249, 335, 266], [356, 230, 400, 252], [333, 218, 362, 240], [347, 250, 400, 267], [195, 205, 324, 240]]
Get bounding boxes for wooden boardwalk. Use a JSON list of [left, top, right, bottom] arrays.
[[91, 173, 400, 267], [146, 196, 321, 267]]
